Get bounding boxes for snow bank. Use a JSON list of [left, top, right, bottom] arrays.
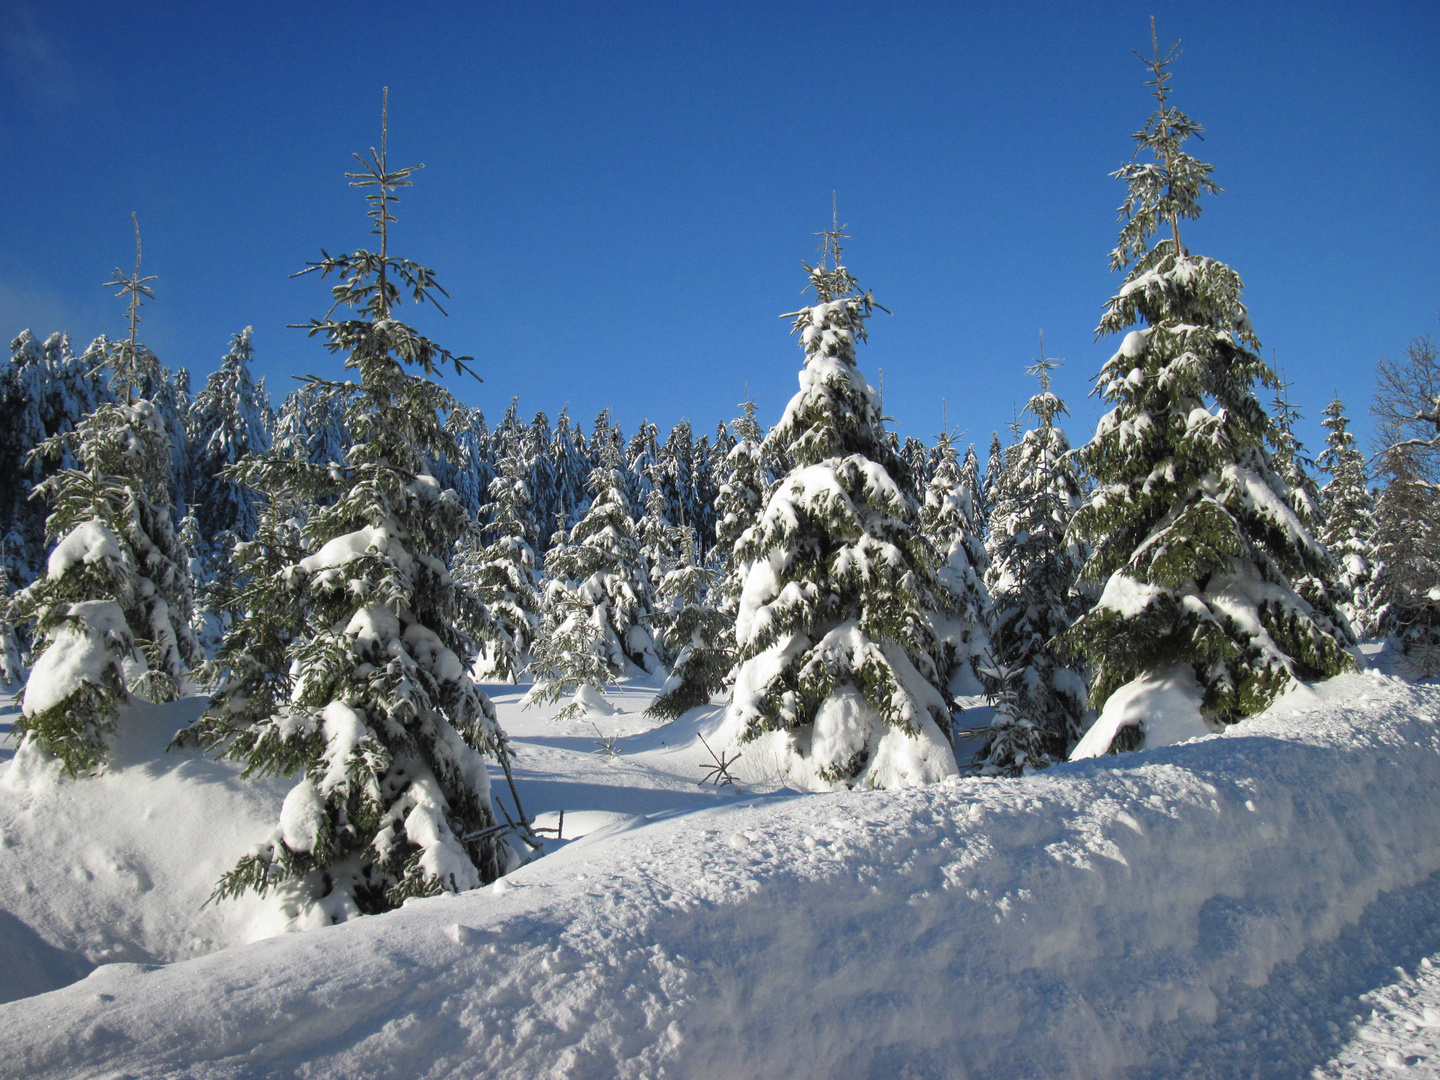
[[0, 698, 291, 1004], [4, 672, 1440, 1079]]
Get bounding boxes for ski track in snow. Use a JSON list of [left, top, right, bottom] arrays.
[[2, 671, 1440, 1077]]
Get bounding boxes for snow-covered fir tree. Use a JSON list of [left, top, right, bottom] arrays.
[[273, 380, 351, 467], [548, 406, 589, 538], [637, 475, 677, 598], [458, 442, 543, 683], [1063, 27, 1354, 757], [709, 394, 766, 683], [1317, 396, 1380, 636], [717, 215, 957, 789], [523, 516, 616, 718], [188, 327, 273, 560], [1370, 330, 1440, 661], [433, 403, 491, 521], [982, 431, 1005, 525], [919, 427, 991, 701], [978, 351, 1087, 773], [646, 524, 730, 719], [0, 331, 112, 582], [9, 217, 198, 775], [1269, 368, 1322, 529], [192, 97, 519, 920], [713, 395, 767, 623], [0, 531, 24, 683], [535, 424, 660, 679]]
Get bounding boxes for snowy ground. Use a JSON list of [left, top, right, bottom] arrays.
[[3, 669, 1440, 1077]]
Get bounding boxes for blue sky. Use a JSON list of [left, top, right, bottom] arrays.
[[3, 1, 1436, 463]]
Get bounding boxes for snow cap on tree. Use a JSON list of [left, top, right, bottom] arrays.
[[1064, 26, 1354, 758], [717, 207, 957, 789]]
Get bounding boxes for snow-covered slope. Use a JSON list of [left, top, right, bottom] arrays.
[[0, 697, 292, 1003], [3, 671, 1440, 1078]]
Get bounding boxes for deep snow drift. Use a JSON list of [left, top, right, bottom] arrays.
[[2, 671, 1440, 1078]]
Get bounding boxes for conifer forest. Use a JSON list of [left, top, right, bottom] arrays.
[[2, 18, 1439, 1080]]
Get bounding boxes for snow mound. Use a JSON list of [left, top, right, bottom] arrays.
[[4, 672, 1440, 1079], [0, 696, 291, 1003], [1071, 661, 1215, 758]]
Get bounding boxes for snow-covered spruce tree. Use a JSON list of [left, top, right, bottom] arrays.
[[1318, 396, 1380, 635], [194, 95, 520, 919], [1269, 369, 1322, 529], [713, 395, 767, 621], [646, 524, 730, 718], [523, 516, 616, 718], [978, 353, 1088, 773], [188, 327, 273, 557], [919, 428, 991, 700], [0, 531, 24, 683], [1063, 27, 1354, 757], [637, 475, 677, 597], [457, 441, 542, 683], [535, 423, 660, 679], [273, 380, 351, 467], [707, 394, 766, 683], [548, 406, 589, 538], [717, 218, 957, 789], [981, 432, 1005, 525], [1, 331, 112, 582], [1370, 330, 1440, 661], [9, 215, 198, 775]]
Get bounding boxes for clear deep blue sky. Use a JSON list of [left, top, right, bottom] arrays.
[[3, 1, 1436, 461]]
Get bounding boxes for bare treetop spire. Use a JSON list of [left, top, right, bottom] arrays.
[[103, 212, 157, 352], [811, 190, 851, 272]]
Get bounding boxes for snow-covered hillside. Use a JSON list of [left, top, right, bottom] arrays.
[[4, 671, 1440, 1078]]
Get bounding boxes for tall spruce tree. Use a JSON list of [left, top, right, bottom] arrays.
[[1064, 25, 1354, 757], [979, 350, 1087, 773], [718, 213, 957, 789], [1317, 396, 1380, 636], [10, 215, 198, 775], [192, 93, 520, 921]]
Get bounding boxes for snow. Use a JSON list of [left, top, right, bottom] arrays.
[[1070, 661, 1214, 759], [45, 520, 123, 580], [21, 598, 130, 718], [0, 697, 292, 1003], [297, 524, 411, 575], [278, 779, 325, 852], [1094, 571, 1165, 619], [6, 671, 1440, 1077]]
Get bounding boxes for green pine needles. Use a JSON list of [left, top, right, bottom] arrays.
[[1064, 25, 1354, 755], [193, 90, 521, 923]]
